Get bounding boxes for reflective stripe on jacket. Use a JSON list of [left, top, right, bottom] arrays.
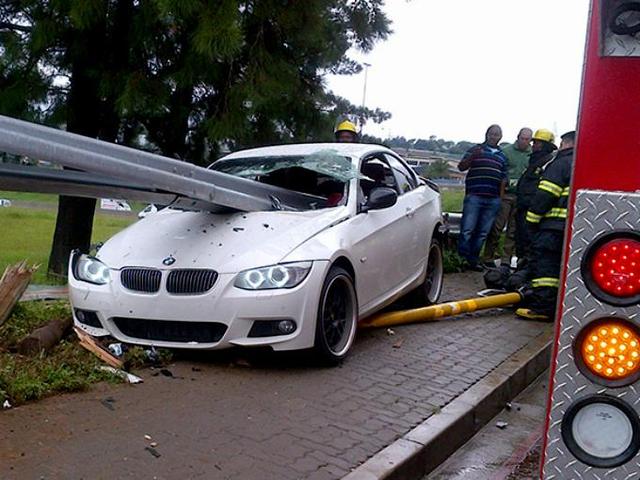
[[525, 147, 573, 231]]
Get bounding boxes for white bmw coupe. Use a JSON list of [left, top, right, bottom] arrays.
[[69, 143, 444, 363]]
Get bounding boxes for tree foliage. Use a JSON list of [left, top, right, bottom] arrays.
[[0, 0, 392, 275], [423, 159, 450, 179], [1, 0, 392, 162]]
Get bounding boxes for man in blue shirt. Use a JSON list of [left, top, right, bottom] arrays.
[[457, 124, 508, 271]]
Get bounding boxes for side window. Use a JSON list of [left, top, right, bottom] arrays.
[[359, 155, 398, 201], [384, 153, 417, 194]]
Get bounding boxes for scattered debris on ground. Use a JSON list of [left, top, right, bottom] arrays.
[[0, 299, 171, 408], [74, 327, 123, 369], [0, 261, 38, 327], [98, 366, 143, 384], [496, 421, 509, 429]]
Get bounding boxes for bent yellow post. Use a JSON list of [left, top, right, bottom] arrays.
[[359, 292, 523, 329]]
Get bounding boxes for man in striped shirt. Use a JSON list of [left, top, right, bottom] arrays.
[[457, 124, 508, 271]]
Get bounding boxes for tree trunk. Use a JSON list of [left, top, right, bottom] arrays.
[[17, 316, 72, 355], [47, 33, 102, 275]]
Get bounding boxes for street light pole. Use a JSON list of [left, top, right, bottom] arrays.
[[361, 62, 371, 109], [360, 62, 371, 131]]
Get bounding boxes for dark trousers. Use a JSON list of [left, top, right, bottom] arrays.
[[484, 193, 517, 262], [526, 229, 564, 317], [515, 207, 532, 260]]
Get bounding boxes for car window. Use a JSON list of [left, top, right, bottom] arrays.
[[384, 154, 417, 193], [359, 155, 398, 199]]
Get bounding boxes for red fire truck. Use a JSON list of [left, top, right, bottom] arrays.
[[541, 1, 640, 478]]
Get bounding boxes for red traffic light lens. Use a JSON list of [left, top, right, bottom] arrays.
[[590, 238, 640, 298]]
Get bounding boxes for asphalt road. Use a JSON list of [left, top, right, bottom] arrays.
[[0, 272, 549, 480]]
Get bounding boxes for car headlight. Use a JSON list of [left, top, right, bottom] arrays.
[[234, 262, 312, 290], [74, 254, 111, 285]]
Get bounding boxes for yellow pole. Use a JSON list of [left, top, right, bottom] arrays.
[[359, 292, 522, 329]]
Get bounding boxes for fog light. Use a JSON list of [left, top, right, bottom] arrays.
[[562, 395, 640, 468], [278, 320, 296, 334], [576, 318, 640, 386], [74, 309, 102, 328], [248, 319, 297, 338]]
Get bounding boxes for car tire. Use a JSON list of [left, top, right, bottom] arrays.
[[313, 266, 358, 365], [408, 237, 444, 307]]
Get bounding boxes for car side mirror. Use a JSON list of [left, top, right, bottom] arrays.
[[363, 187, 398, 212]]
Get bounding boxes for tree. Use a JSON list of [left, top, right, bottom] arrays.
[[423, 159, 450, 179], [0, 0, 392, 276]]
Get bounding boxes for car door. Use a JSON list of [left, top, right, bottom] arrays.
[[348, 153, 417, 313], [383, 153, 433, 276]]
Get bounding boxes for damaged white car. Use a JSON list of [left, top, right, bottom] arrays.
[[69, 143, 444, 363]]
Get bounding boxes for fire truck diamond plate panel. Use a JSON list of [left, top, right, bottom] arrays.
[[543, 190, 640, 479]]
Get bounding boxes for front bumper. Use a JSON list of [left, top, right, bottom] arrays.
[[69, 258, 330, 351]]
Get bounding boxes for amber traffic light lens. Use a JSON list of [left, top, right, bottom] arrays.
[[590, 238, 640, 298], [580, 320, 640, 381]]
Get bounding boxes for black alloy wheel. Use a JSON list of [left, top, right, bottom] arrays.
[[313, 266, 357, 365]]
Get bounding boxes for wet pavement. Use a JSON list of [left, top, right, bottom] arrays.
[[426, 371, 548, 480], [1, 273, 550, 479]]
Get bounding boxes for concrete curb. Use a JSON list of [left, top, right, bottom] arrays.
[[343, 327, 553, 480]]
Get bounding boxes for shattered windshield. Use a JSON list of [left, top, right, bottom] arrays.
[[210, 150, 358, 208]]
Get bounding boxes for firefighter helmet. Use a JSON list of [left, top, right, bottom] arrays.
[[334, 120, 357, 135], [532, 128, 555, 144]]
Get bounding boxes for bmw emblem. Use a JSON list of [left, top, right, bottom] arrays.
[[162, 255, 176, 266]]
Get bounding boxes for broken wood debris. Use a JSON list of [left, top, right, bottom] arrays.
[[74, 327, 123, 369], [0, 261, 39, 327], [17, 316, 72, 355]]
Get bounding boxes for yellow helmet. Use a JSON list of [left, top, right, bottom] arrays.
[[532, 128, 555, 144], [334, 120, 357, 135]]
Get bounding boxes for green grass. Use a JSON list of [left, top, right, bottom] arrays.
[[0, 207, 137, 284], [0, 191, 59, 204], [441, 188, 464, 212], [0, 301, 119, 405]]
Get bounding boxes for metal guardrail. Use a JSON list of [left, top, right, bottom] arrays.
[[0, 163, 177, 205], [0, 115, 320, 212]]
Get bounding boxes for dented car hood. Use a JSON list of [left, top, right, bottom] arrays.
[[96, 207, 350, 273]]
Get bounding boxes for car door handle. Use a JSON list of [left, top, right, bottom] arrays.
[[405, 207, 415, 218]]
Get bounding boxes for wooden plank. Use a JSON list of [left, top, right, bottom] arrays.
[[0, 262, 38, 327], [74, 327, 123, 369]]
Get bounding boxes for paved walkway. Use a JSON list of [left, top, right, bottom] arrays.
[[1, 273, 549, 479]]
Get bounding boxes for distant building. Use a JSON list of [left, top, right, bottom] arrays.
[[393, 148, 463, 184]]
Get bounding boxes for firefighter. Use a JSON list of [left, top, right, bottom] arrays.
[[516, 131, 575, 321], [514, 128, 557, 262], [334, 120, 359, 143]]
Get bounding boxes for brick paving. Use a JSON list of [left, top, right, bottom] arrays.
[[0, 273, 549, 479]]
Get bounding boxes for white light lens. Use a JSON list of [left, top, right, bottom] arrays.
[[268, 266, 290, 288], [246, 270, 265, 289], [74, 255, 111, 285], [571, 402, 634, 459], [235, 262, 312, 290]]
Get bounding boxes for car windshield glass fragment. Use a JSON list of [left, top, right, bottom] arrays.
[[210, 150, 357, 208]]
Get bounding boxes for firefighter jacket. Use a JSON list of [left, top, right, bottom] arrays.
[[525, 147, 574, 231], [516, 147, 557, 209]]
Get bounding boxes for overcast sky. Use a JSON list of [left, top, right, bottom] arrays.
[[327, 0, 590, 144]]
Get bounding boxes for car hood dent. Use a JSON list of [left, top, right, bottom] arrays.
[[96, 207, 350, 272]]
